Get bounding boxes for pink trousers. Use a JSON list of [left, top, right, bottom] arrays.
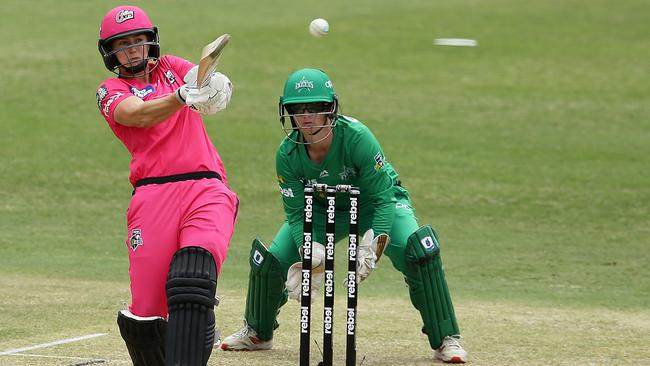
[[124, 178, 238, 317]]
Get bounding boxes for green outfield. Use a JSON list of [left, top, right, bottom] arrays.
[[1, 0, 648, 365]]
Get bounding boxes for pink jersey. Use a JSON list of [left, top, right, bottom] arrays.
[[96, 55, 229, 186]]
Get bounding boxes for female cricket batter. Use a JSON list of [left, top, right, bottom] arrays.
[[221, 68, 468, 363], [96, 5, 238, 366]]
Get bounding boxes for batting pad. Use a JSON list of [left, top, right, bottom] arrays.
[[405, 225, 460, 349], [117, 309, 166, 366], [166, 246, 217, 366], [245, 238, 287, 341]]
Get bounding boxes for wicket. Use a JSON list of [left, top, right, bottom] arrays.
[[300, 184, 359, 366]]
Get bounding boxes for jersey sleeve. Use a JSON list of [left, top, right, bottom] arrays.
[[96, 80, 133, 127], [276, 146, 307, 247], [350, 125, 397, 235]]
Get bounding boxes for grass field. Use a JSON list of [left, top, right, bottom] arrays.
[[1, 0, 649, 365]]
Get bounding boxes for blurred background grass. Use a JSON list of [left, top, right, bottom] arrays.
[[0, 0, 648, 364]]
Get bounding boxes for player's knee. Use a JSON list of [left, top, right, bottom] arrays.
[[166, 246, 218, 310], [165, 246, 218, 366]]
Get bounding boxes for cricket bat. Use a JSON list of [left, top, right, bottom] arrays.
[[196, 33, 231, 88]]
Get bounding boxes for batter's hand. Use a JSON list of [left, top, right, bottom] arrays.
[[176, 66, 233, 115]]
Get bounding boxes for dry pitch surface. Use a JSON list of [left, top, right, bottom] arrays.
[[1, 276, 649, 366]]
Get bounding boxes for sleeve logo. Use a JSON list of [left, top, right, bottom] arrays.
[[96, 86, 108, 110], [279, 186, 294, 197], [374, 152, 386, 171], [103, 92, 124, 117]]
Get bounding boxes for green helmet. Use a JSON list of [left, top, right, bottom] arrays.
[[281, 68, 336, 104], [278, 68, 339, 144]]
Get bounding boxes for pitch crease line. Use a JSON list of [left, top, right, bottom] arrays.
[[0, 333, 108, 355]]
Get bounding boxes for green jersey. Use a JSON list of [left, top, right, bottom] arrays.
[[276, 115, 406, 246]]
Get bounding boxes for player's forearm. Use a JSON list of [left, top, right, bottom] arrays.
[[115, 94, 185, 128], [371, 197, 395, 235]]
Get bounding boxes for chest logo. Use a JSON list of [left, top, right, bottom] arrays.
[[130, 85, 155, 99], [339, 166, 356, 181], [164, 70, 176, 85], [319, 170, 329, 178]]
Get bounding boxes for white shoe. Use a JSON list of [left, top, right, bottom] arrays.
[[220, 322, 273, 351], [434, 336, 467, 363]]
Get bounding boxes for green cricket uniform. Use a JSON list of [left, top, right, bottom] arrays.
[[238, 68, 461, 352], [271, 115, 417, 274]]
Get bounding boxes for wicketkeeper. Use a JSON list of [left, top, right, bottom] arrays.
[[221, 68, 468, 363], [96, 5, 238, 366]]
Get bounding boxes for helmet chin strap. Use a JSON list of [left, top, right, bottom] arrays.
[[118, 60, 149, 77], [294, 117, 336, 145]]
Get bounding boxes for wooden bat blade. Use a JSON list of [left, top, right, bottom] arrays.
[[196, 33, 230, 87]]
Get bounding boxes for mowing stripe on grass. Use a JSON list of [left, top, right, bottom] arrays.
[[0, 333, 108, 355], [1, 353, 130, 365]]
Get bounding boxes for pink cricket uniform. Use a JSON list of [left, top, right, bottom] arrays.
[[97, 55, 238, 317]]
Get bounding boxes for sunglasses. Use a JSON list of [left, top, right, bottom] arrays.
[[285, 102, 332, 115]]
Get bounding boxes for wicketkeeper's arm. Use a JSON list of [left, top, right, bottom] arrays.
[[275, 149, 310, 247], [350, 125, 397, 236]]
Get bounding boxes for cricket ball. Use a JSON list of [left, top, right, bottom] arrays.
[[309, 18, 329, 37]]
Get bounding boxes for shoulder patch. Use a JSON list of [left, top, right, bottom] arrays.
[[96, 86, 108, 110], [374, 152, 386, 171]]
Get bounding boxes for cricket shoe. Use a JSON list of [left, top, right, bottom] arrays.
[[434, 336, 467, 363], [220, 321, 272, 351]]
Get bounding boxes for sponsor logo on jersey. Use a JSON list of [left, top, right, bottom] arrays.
[[396, 202, 412, 212], [164, 70, 176, 85], [129, 228, 143, 251], [103, 92, 124, 117], [279, 186, 294, 197], [96, 86, 108, 110], [319, 170, 329, 178], [295, 76, 314, 92], [115, 9, 135, 23], [130, 85, 155, 99], [374, 152, 385, 171]]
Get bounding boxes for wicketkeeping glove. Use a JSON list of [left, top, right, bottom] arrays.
[[355, 229, 390, 283], [286, 242, 326, 303]]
